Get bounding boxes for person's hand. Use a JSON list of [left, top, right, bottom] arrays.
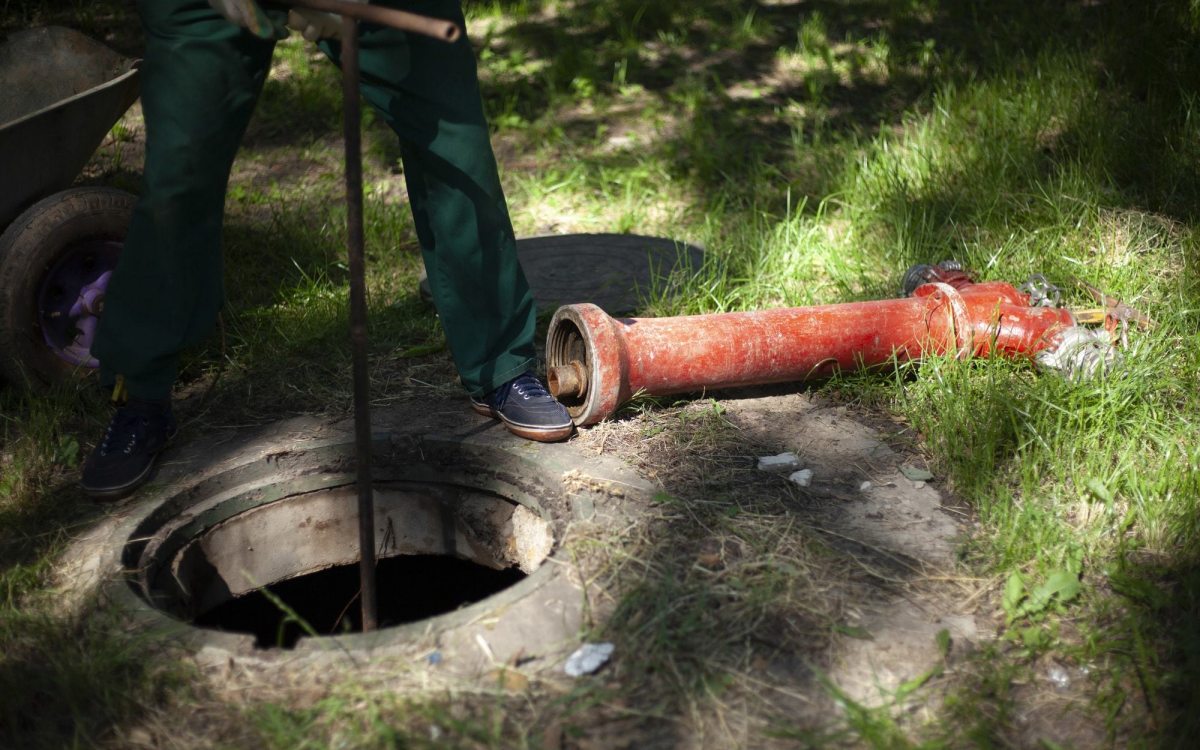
[[288, 0, 366, 41], [207, 0, 288, 40]]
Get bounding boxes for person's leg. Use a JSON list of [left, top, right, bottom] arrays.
[[83, 0, 277, 498], [319, 0, 536, 397], [92, 0, 277, 400]]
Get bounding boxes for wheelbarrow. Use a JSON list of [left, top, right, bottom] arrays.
[[0, 25, 140, 386]]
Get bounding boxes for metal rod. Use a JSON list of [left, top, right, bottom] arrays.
[[291, 0, 459, 634], [277, 0, 461, 42], [341, 14, 378, 633]]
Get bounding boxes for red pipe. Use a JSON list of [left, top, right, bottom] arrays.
[[546, 279, 1078, 426]]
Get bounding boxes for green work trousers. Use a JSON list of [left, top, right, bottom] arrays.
[[94, 0, 536, 400]]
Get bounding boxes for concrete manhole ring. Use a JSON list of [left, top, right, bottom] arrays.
[[62, 416, 653, 676]]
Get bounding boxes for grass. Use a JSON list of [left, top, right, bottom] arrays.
[[0, 591, 189, 747], [4, 0, 1200, 746]]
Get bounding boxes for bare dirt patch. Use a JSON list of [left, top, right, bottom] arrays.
[[558, 389, 985, 741]]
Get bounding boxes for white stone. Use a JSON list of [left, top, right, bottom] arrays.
[[564, 642, 615, 676], [789, 469, 813, 487], [757, 452, 802, 472]]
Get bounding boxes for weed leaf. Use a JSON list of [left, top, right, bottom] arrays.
[[1084, 477, 1114, 504], [895, 663, 943, 702], [1029, 569, 1082, 610], [900, 465, 934, 482], [935, 628, 951, 658], [1002, 571, 1026, 624]]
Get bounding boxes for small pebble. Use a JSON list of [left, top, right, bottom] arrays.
[[859, 481, 872, 492], [1045, 664, 1071, 690], [914, 481, 926, 489], [789, 469, 813, 487], [757, 452, 802, 472], [564, 642, 614, 676]]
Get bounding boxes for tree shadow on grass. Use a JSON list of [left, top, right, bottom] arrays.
[[0, 598, 187, 750], [0, 438, 188, 750], [1103, 556, 1200, 749], [470, 1, 1119, 210], [9, 1, 1200, 745]]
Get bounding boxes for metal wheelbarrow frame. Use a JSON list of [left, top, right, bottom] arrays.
[[0, 26, 141, 386]]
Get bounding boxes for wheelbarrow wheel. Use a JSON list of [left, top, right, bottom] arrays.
[[0, 186, 134, 388]]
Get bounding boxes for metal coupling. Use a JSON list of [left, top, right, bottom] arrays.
[[1035, 326, 1120, 380], [548, 360, 588, 399]]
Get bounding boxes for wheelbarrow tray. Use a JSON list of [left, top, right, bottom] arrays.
[[0, 26, 140, 227]]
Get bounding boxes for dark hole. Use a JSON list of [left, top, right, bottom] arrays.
[[193, 554, 525, 649]]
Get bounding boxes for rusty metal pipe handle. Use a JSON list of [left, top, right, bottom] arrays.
[[548, 360, 588, 399], [275, 0, 461, 42]]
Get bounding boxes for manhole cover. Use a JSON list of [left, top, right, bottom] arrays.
[[418, 233, 706, 315]]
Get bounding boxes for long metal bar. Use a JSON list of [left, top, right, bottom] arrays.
[[285, 0, 458, 634], [277, 0, 461, 42], [341, 14, 378, 633]]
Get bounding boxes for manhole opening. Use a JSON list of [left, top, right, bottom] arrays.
[[131, 479, 555, 650], [194, 554, 525, 649]]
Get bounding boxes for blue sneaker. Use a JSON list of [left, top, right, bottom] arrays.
[[470, 372, 574, 442], [80, 398, 177, 500]]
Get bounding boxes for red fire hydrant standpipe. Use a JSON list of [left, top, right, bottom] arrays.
[[546, 275, 1117, 427]]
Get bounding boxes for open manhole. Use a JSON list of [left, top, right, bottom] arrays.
[[120, 437, 557, 651]]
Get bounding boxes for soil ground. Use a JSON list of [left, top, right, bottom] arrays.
[[77, 383, 1109, 748]]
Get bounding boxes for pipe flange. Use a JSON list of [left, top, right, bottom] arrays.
[[546, 303, 627, 426], [919, 281, 973, 358]]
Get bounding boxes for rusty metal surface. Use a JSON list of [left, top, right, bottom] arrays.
[[328, 1, 460, 633], [338, 14, 380, 633], [548, 280, 1078, 425], [0, 27, 140, 227], [280, 0, 460, 41]]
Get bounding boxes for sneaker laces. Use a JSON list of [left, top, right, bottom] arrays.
[[99, 407, 147, 457], [512, 373, 550, 401]]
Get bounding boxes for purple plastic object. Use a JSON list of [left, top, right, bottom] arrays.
[[37, 239, 120, 368]]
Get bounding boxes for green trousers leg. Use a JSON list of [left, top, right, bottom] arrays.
[[94, 0, 276, 400], [321, 0, 536, 396], [95, 0, 536, 400]]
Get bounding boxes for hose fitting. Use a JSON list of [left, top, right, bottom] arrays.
[[1035, 326, 1120, 380], [901, 260, 974, 296], [1019, 274, 1062, 308]]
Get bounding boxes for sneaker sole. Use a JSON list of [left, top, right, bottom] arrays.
[[470, 402, 575, 443], [80, 430, 176, 501], [80, 458, 157, 501]]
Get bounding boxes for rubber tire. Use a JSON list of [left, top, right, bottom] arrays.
[[0, 187, 135, 388]]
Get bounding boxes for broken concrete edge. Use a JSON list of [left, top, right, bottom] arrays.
[[57, 414, 658, 677]]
